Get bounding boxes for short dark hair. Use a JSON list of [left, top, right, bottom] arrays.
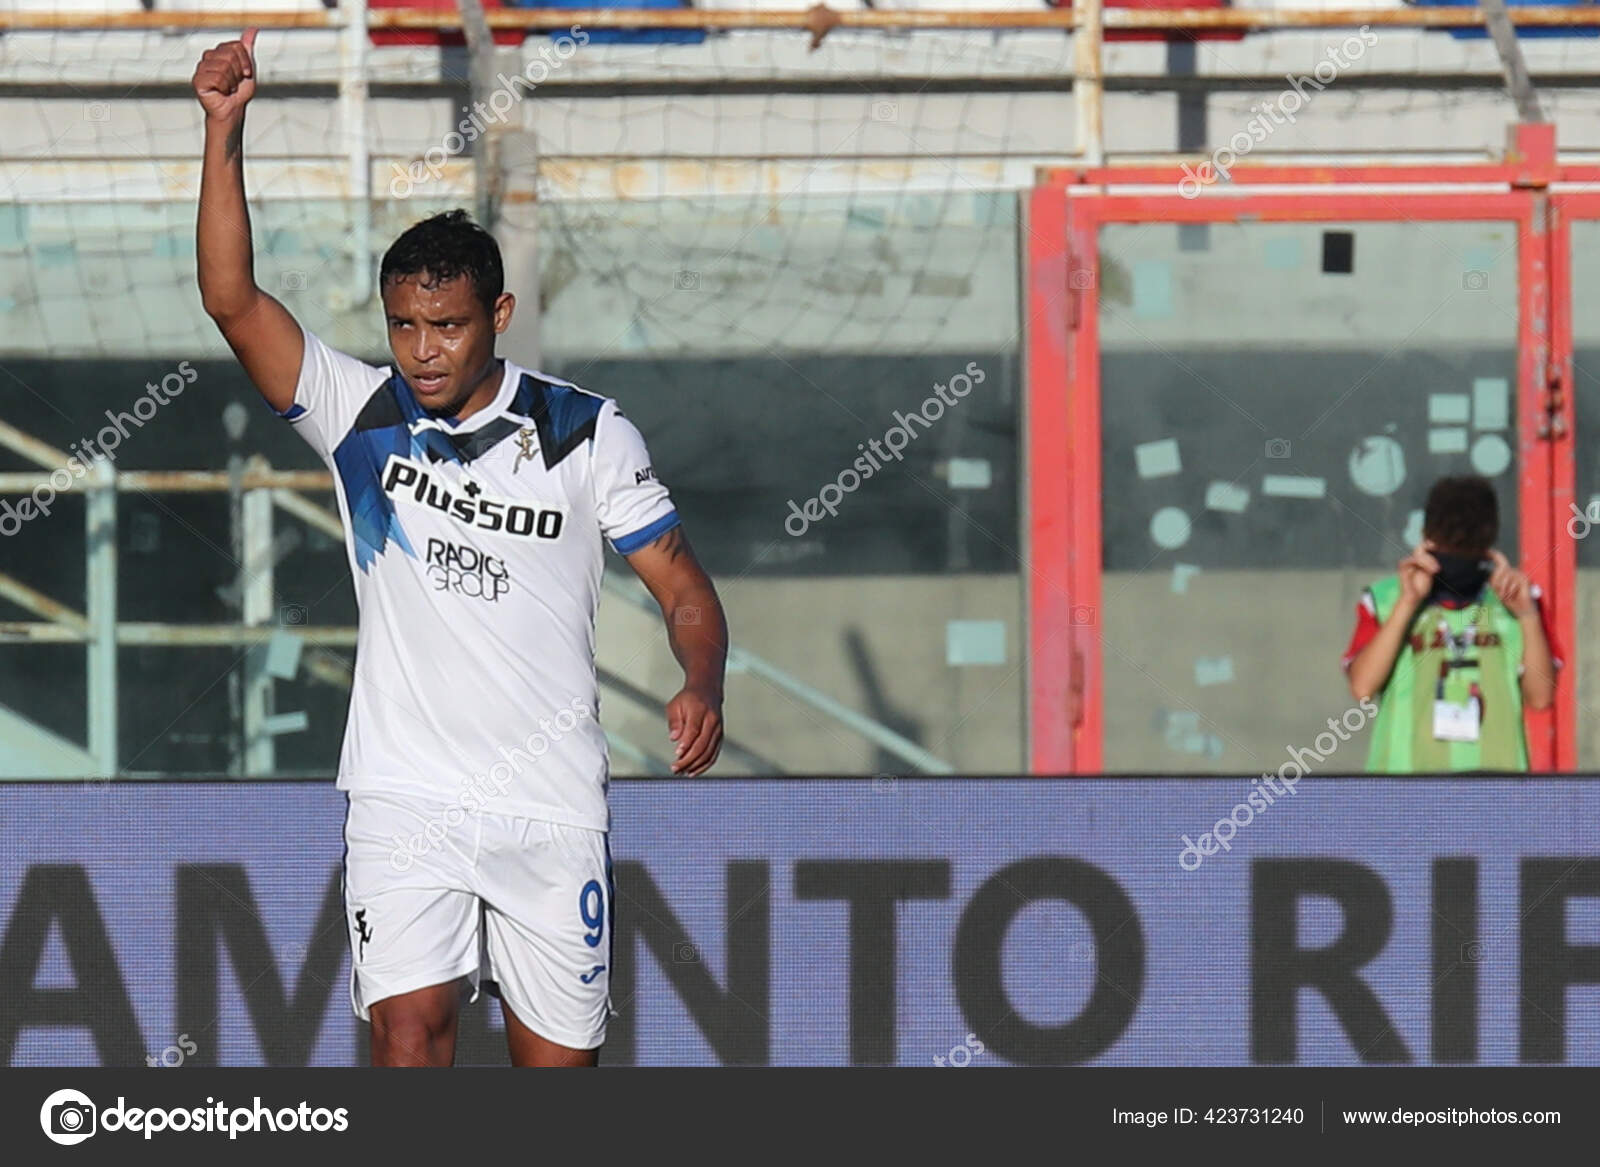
[[379, 209, 503, 314], [1423, 475, 1499, 553]]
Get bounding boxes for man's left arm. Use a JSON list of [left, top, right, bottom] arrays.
[[624, 524, 728, 774]]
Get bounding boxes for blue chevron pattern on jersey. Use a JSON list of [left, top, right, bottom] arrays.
[[332, 372, 463, 571], [512, 373, 604, 469]]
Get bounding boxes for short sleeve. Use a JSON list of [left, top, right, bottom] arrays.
[[1341, 591, 1379, 671], [280, 325, 390, 461], [591, 400, 678, 554]]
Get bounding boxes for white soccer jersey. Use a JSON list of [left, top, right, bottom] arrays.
[[281, 326, 677, 830]]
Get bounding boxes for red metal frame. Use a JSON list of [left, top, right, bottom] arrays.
[[1519, 192, 1557, 770], [1025, 183, 1080, 772], [1027, 165, 1570, 773], [1547, 192, 1590, 770]]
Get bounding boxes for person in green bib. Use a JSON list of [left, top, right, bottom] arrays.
[[1343, 475, 1560, 772]]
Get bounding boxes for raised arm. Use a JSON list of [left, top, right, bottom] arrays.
[[194, 27, 303, 414], [1486, 549, 1557, 712], [624, 525, 728, 775], [1347, 545, 1435, 701]]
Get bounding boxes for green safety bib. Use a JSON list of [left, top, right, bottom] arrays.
[[1363, 574, 1527, 773]]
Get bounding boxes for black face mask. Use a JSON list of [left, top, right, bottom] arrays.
[[1429, 550, 1491, 606]]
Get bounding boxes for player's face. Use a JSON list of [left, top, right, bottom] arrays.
[[382, 273, 509, 414]]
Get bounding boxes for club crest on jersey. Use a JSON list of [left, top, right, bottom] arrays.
[[514, 427, 538, 473], [381, 454, 565, 541]]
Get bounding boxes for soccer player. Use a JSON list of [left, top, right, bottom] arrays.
[[1343, 475, 1557, 772], [193, 30, 728, 1066]]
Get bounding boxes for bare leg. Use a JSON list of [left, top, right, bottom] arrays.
[[369, 980, 464, 1067]]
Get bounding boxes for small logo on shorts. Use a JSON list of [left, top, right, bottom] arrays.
[[353, 908, 373, 961], [580, 964, 606, 984]]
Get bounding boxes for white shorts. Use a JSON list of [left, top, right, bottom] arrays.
[[342, 790, 613, 1050]]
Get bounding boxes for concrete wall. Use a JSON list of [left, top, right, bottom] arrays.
[[600, 562, 1599, 777], [596, 572, 1024, 775], [1104, 567, 1600, 774], [1101, 568, 1379, 773]]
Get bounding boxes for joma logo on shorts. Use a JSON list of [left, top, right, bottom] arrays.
[[381, 455, 566, 540]]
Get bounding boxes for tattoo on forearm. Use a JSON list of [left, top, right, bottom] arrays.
[[649, 525, 689, 564], [223, 122, 244, 164]]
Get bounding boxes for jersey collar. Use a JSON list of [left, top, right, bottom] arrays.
[[434, 358, 519, 433], [400, 360, 524, 465]]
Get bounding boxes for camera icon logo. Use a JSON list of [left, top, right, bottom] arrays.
[[673, 941, 700, 963], [280, 270, 308, 292], [1068, 269, 1096, 291], [1264, 438, 1291, 459], [674, 270, 700, 291], [279, 603, 308, 626], [40, 1089, 97, 1146], [1462, 270, 1489, 291], [1568, 500, 1600, 541]]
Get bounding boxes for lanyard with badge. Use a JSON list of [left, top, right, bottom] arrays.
[[1432, 604, 1483, 743]]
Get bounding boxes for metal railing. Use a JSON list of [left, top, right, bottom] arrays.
[[3, 4, 1593, 184], [0, 422, 952, 776]]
